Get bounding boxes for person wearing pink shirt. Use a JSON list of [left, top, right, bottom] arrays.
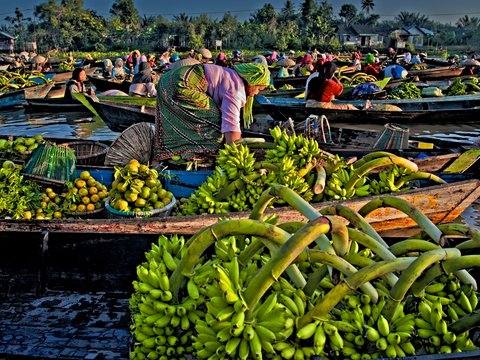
[[153, 63, 270, 161]]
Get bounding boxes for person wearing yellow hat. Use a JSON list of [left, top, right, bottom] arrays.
[[153, 62, 270, 161]]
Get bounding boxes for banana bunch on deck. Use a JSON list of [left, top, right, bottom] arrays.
[[131, 185, 480, 360], [178, 127, 445, 215], [0, 70, 50, 93]]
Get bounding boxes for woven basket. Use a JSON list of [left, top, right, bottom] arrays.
[[104, 122, 155, 166], [105, 196, 176, 219], [61, 141, 109, 166]]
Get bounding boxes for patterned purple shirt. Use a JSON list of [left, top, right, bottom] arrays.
[[203, 64, 246, 133]]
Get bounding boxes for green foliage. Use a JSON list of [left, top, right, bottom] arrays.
[[3, 0, 480, 53], [389, 82, 422, 99]]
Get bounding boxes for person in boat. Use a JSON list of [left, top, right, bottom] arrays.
[[460, 59, 480, 76], [64, 68, 95, 100], [351, 50, 362, 71], [126, 50, 141, 75], [103, 59, 113, 77], [196, 48, 213, 64], [299, 53, 315, 76], [403, 51, 412, 65], [382, 64, 408, 80], [13, 55, 25, 69], [153, 62, 270, 161], [112, 58, 128, 80], [128, 62, 157, 97], [363, 54, 381, 78], [42, 62, 52, 73], [158, 51, 170, 67], [292, 55, 304, 77], [215, 52, 229, 67], [231, 50, 243, 63], [147, 54, 156, 68], [134, 55, 148, 74], [305, 61, 358, 110], [188, 49, 196, 59], [410, 54, 422, 64]]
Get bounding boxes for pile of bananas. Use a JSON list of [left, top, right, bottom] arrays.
[[0, 70, 50, 93], [130, 185, 480, 359], [59, 61, 74, 71], [0, 135, 45, 159], [178, 128, 445, 215], [178, 129, 322, 215], [338, 72, 378, 86]]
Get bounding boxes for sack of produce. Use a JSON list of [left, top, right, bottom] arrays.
[[421, 87, 444, 97]]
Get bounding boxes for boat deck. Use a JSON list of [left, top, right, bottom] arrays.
[[0, 292, 130, 359]]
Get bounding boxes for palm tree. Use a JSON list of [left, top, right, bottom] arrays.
[[361, 0, 375, 15], [456, 15, 480, 28], [395, 11, 431, 27]]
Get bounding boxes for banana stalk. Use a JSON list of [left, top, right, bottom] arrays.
[[327, 216, 350, 256], [171, 219, 292, 299], [250, 184, 322, 221], [313, 163, 326, 194], [358, 196, 443, 242], [409, 223, 480, 242], [321, 204, 389, 248], [303, 264, 328, 296], [277, 221, 306, 233], [352, 151, 404, 169], [348, 228, 398, 286], [450, 310, 480, 333], [443, 255, 480, 273], [389, 239, 440, 256], [298, 258, 415, 328], [392, 171, 446, 190], [253, 161, 279, 171], [383, 248, 461, 321], [410, 263, 444, 296], [308, 250, 379, 302], [345, 156, 418, 192], [243, 217, 331, 309]]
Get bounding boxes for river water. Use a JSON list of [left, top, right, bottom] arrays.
[[0, 106, 479, 229]]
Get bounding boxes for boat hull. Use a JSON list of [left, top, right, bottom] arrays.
[[0, 83, 54, 108], [256, 94, 480, 124]]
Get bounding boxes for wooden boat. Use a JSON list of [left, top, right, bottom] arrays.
[[255, 93, 480, 124], [88, 75, 131, 93], [0, 178, 478, 236], [273, 65, 358, 89], [0, 83, 54, 108], [47, 67, 97, 84], [423, 58, 452, 67], [23, 98, 88, 112], [86, 95, 155, 132], [408, 65, 465, 80]]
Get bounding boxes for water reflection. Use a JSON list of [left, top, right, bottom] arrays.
[[0, 108, 118, 142]]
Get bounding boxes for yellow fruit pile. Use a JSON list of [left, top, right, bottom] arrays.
[[108, 159, 174, 213], [63, 171, 108, 213]]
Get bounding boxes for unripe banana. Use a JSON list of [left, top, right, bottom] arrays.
[[296, 321, 319, 340], [377, 315, 390, 337]]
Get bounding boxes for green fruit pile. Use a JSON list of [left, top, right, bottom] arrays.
[[0, 160, 43, 219], [108, 160, 174, 213], [130, 186, 480, 360], [62, 170, 109, 213], [178, 127, 445, 215], [0, 135, 44, 159]]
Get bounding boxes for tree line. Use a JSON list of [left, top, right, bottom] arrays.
[[2, 0, 479, 53]]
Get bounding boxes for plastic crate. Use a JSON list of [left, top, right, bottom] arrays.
[[163, 170, 213, 198]]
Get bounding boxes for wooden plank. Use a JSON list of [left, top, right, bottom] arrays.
[[0, 179, 478, 235], [443, 149, 480, 174]]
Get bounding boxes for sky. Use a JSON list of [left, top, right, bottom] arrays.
[[2, 0, 480, 25]]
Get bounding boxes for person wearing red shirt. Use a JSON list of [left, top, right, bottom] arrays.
[[306, 62, 358, 110], [306, 62, 343, 102]]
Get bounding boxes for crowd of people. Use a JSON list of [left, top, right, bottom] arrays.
[[2, 46, 479, 159]]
